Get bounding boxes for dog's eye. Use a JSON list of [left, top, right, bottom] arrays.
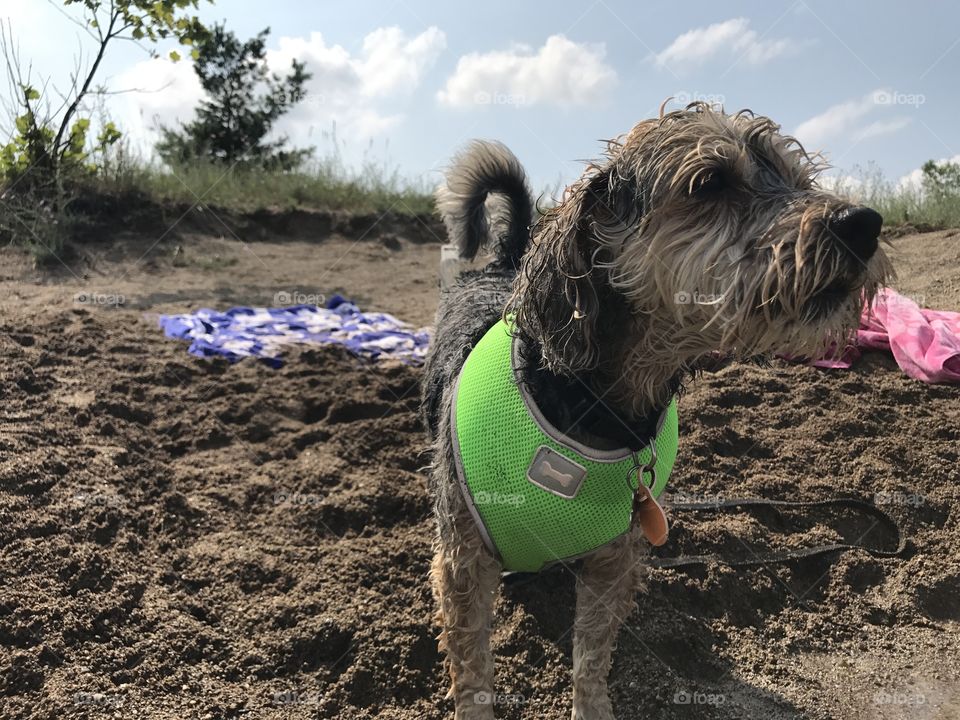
[[692, 170, 725, 196]]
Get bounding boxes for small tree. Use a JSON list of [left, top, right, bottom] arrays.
[[156, 23, 312, 171], [0, 1, 211, 258], [1, 1, 210, 191], [921, 160, 960, 201]]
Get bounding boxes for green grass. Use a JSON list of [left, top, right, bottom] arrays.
[[92, 148, 435, 216], [826, 164, 960, 229]]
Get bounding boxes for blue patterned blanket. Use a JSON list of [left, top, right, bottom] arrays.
[[158, 295, 431, 367]]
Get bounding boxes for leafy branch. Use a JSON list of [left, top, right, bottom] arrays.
[[2, 0, 211, 190]]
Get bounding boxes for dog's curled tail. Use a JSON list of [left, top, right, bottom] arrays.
[[436, 140, 533, 265]]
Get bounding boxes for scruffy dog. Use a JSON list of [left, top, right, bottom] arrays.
[[421, 102, 891, 719]]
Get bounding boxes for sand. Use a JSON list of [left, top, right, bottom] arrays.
[[1, 212, 958, 719]]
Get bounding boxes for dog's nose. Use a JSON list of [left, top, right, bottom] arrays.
[[828, 206, 883, 262]]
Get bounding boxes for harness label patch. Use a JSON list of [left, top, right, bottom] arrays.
[[526, 446, 587, 499]]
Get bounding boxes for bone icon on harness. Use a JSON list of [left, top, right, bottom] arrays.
[[526, 446, 587, 499], [540, 461, 576, 487]]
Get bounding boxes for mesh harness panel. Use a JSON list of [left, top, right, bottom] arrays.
[[451, 319, 679, 572]]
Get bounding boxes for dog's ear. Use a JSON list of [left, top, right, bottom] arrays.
[[508, 164, 640, 375]]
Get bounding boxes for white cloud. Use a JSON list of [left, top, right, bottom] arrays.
[[852, 117, 912, 142], [794, 89, 912, 148], [265, 27, 445, 142], [112, 26, 446, 156], [437, 35, 617, 109], [0, 0, 52, 25], [110, 56, 204, 151], [898, 155, 960, 192], [654, 18, 803, 70], [0, 1, 77, 69], [356, 26, 446, 97]]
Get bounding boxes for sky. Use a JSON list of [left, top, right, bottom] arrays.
[[3, 0, 959, 194]]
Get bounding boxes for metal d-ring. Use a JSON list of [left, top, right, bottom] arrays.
[[638, 464, 658, 491], [628, 440, 659, 492]]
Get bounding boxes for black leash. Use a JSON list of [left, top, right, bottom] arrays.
[[650, 496, 908, 570]]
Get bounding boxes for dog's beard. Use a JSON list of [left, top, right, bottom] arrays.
[[607, 199, 893, 365], [739, 203, 892, 358]]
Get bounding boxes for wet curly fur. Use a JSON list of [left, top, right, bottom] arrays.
[[422, 103, 892, 719]]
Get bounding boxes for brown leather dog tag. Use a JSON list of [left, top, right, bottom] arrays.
[[634, 482, 669, 546]]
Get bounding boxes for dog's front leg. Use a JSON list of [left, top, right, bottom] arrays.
[[571, 526, 645, 720], [431, 522, 501, 719]]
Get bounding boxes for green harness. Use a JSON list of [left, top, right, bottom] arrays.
[[451, 319, 679, 572]]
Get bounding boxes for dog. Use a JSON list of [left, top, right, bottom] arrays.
[[421, 102, 892, 719]]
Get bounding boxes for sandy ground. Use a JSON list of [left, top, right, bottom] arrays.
[[1, 213, 959, 719]]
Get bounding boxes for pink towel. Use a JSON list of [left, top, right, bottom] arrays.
[[812, 288, 960, 383]]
